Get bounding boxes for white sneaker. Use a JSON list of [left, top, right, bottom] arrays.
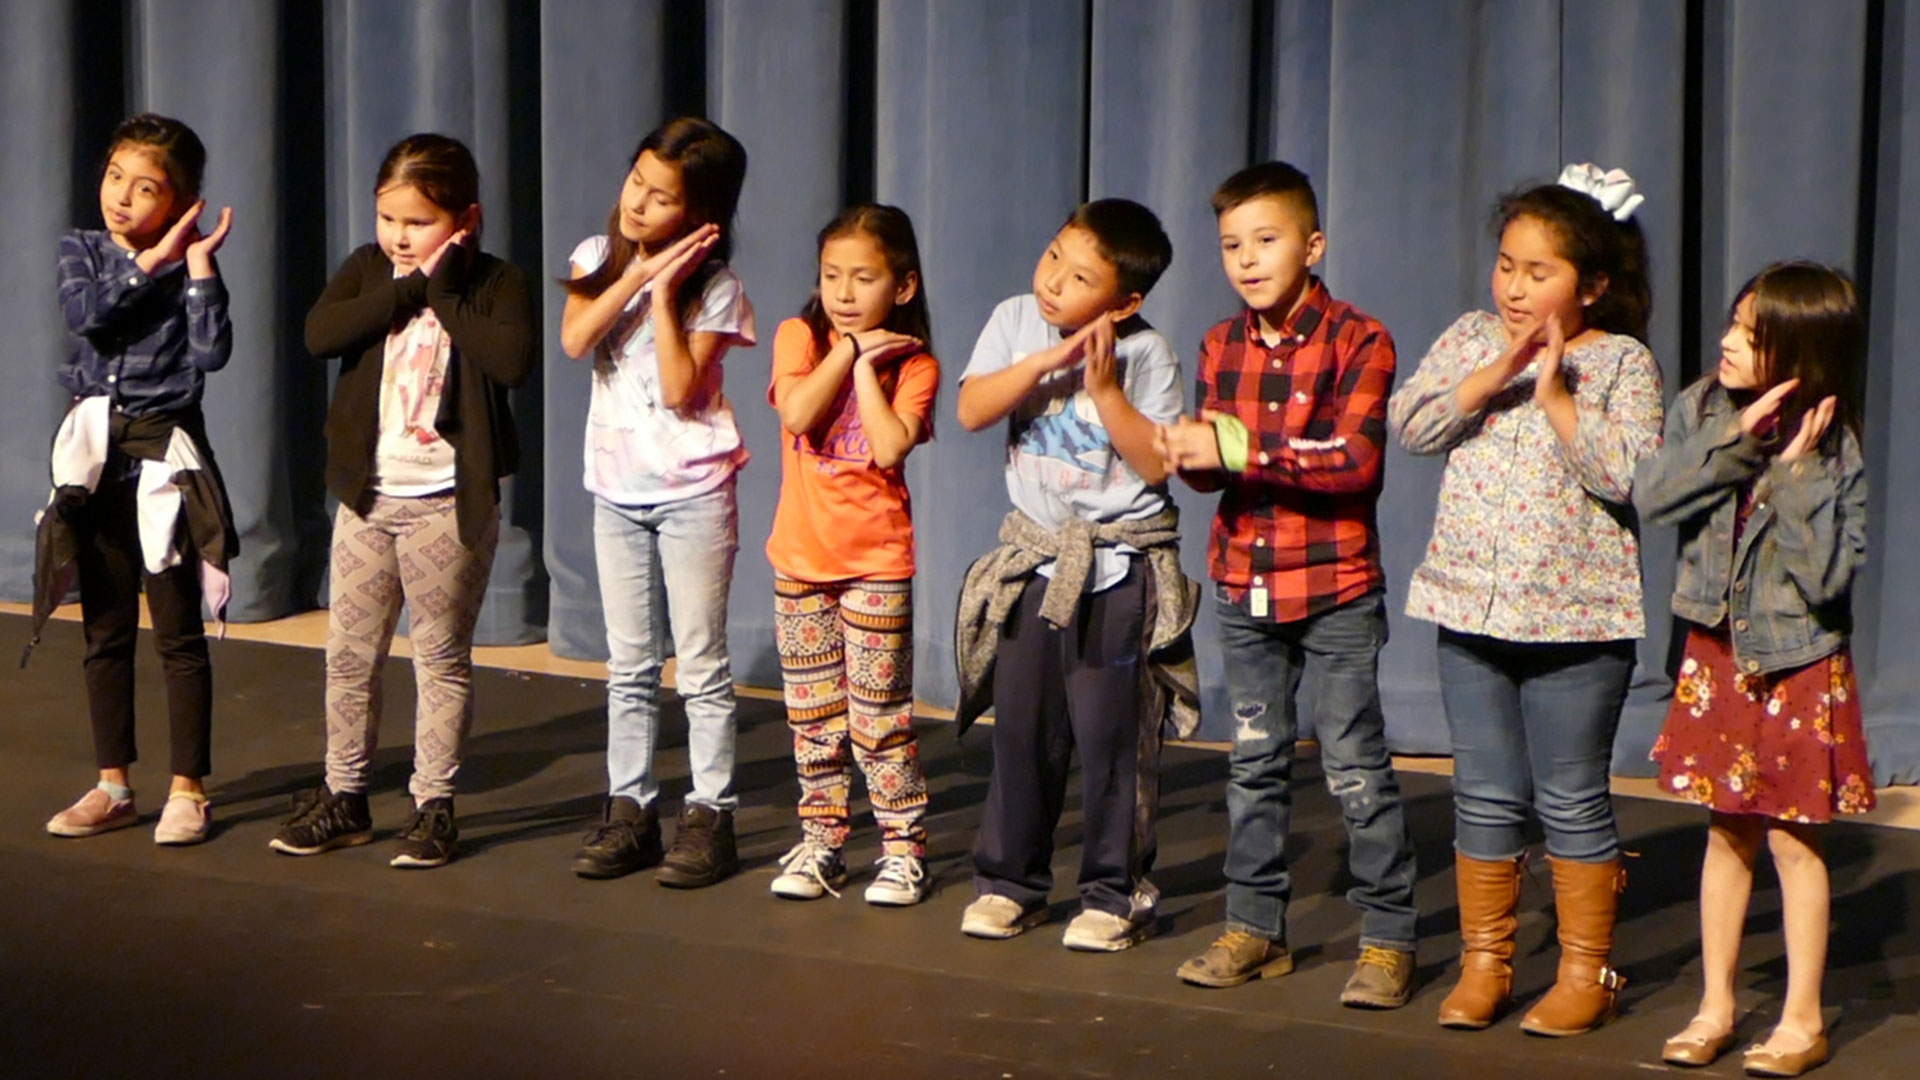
[[960, 894, 1044, 939], [770, 839, 847, 899], [1062, 907, 1153, 952], [154, 793, 211, 846], [863, 852, 929, 906]]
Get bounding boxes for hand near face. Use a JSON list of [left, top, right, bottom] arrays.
[[1779, 394, 1837, 463], [1740, 378, 1800, 440]]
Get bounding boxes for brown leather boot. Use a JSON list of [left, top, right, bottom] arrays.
[[1437, 854, 1523, 1029], [1520, 855, 1626, 1036]]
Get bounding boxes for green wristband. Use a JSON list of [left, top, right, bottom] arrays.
[[1212, 413, 1252, 473]]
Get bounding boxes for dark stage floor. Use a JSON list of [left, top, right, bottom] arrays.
[[3, 614, 1917, 1079]]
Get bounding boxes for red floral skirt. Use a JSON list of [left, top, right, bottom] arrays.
[[1650, 627, 1875, 823]]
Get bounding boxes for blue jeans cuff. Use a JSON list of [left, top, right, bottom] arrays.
[[1357, 934, 1417, 953], [1224, 920, 1283, 944]]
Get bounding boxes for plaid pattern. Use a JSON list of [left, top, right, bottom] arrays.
[[1195, 280, 1394, 622]]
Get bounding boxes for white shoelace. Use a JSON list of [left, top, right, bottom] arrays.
[[776, 840, 843, 898], [871, 852, 926, 893]]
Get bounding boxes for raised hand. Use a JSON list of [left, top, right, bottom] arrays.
[[1779, 394, 1837, 463], [1740, 378, 1800, 440], [420, 227, 468, 278], [136, 199, 206, 274], [1495, 316, 1550, 384], [1532, 314, 1570, 406], [1081, 315, 1119, 396], [633, 223, 720, 287], [850, 330, 922, 369]]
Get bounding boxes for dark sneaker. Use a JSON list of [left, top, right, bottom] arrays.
[[1177, 930, 1295, 987], [269, 786, 373, 856], [656, 803, 737, 889], [571, 796, 662, 879], [1340, 945, 1416, 1009], [390, 797, 458, 869]]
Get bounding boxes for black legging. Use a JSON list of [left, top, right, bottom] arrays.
[[73, 468, 212, 778]]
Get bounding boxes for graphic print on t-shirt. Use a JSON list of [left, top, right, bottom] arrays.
[[1008, 366, 1119, 491], [797, 385, 871, 471], [382, 311, 448, 448]]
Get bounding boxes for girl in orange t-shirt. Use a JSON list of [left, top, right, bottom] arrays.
[[766, 204, 939, 906]]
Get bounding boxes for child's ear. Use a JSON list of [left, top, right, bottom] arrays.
[[894, 270, 920, 308], [458, 204, 482, 236], [1581, 272, 1611, 307], [1305, 230, 1328, 269], [1109, 291, 1145, 323]]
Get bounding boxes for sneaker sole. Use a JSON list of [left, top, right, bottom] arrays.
[[656, 863, 739, 889], [962, 908, 1047, 939], [864, 886, 930, 907], [1179, 954, 1296, 988], [268, 831, 374, 857], [571, 853, 662, 880], [1064, 925, 1153, 953], [47, 814, 139, 839], [771, 875, 849, 900], [1341, 989, 1413, 1010], [390, 852, 455, 869], [154, 828, 210, 847]]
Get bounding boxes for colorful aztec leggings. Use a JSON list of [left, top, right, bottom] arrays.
[[773, 575, 928, 857]]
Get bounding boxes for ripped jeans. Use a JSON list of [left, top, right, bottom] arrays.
[[1215, 586, 1418, 950]]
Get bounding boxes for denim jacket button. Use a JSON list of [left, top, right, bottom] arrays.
[[1734, 580, 1748, 592], [1734, 618, 1749, 632], [1746, 659, 1760, 673]]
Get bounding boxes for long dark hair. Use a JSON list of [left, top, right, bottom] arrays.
[[564, 117, 747, 321], [798, 204, 932, 354], [1720, 260, 1864, 447], [1494, 183, 1651, 344], [102, 113, 206, 227], [374, 133, 482, 242]]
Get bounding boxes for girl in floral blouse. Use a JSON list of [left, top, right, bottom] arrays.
[[1634, 262, 1870, 1076], [1388, 165, 1662, 1038]]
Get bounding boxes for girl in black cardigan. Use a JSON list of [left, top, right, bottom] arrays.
[[271, 134, 534, 869]]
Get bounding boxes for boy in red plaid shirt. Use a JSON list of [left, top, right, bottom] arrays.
[[1157, 162, 1417, 1008]]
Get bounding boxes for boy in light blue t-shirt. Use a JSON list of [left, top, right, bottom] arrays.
[[954, 199, 1187, 952]]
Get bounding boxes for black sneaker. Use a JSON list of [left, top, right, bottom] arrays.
[[269, 785, 373, 856], [656, 803, 737, 889], [390, 797, 458, 869], [571, 796, 663, 879]]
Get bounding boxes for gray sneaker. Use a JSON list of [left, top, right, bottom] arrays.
[[960, 894, 1045, 939], [770, 839, 847, 900], [863, 852, 929, 907], [1062, 907, 1153, 952]]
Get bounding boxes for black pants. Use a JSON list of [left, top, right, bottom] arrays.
[[74, 471, 212, 778], [972, 565, 1158, 917]]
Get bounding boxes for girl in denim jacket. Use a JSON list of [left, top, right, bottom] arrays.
[[1634, 262, 1870, 1077]]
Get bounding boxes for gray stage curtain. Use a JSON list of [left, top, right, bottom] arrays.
[[3, 0, 1916, 783]]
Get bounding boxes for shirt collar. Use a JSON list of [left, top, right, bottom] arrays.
[[1240, 276, 1330, 347]]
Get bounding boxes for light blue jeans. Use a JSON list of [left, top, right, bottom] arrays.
[[593, 481, 739, 811]]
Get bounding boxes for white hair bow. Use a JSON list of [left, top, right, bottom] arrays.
[[1556, 163, 1644, 222]]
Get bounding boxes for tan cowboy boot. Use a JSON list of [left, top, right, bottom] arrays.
[[1520, 855, 1627, 1036], [1438, 854, 1524, 1029]]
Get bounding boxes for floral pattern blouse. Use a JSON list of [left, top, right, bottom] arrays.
[[1388, 310, 1664, 642]]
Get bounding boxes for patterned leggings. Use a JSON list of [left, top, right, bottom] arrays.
[[325, 494, 498, 804], [773, 576, 928, 857]]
